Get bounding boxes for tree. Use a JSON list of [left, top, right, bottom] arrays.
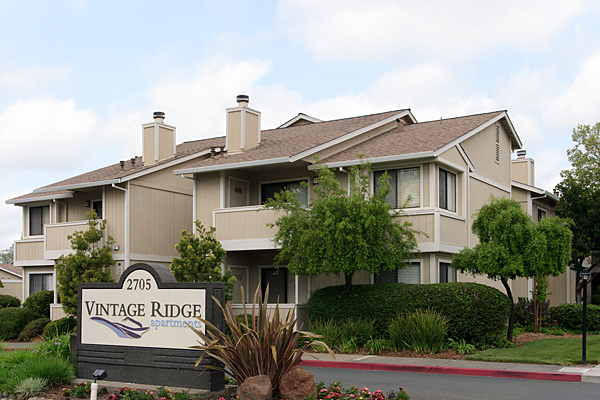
[[55, 211, 115, 315], [452, 197, 572, 341], [263, 160, 420, 292], [555, 123, 600, 296], [0, 244, 13, 264], [170, 220, 236, 301]]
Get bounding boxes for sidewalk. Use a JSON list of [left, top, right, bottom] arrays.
[[300, 352, 600, 384]]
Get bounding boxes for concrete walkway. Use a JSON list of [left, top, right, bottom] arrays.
[[300, 352, 600, 384]]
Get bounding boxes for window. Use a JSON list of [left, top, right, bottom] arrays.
[[439, 262, 456, 283], [374, 262, 421, 284], [92, 200, 103, 219], [538, 209, 547, 221], [261, 267, 292, 303], [439, 169, 456, 212], [374, 167, 420, 208], [29, 205, 49, 236], [29, 273, 52, 295], [261, 180, 308, 206]]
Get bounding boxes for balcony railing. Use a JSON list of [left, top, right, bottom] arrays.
[[44, 221, 90, 259], [213, 206, 279, 250]]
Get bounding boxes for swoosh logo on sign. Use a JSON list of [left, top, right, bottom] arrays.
[[91, 316, 150, 339]]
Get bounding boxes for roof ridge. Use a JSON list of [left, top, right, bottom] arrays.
[[415, 110, 505, 125]]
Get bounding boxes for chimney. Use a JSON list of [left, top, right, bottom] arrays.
[[142, 111, 176, 166], [517, 150, 527, 158], [396, 118, 404, 133], [511, 149, 535, 186], [120, 161, 125, 171], [226, 95, 261, 154]]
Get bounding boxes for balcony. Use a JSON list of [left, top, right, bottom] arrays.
[[44, 221, 90, 259], [14, 238, 45, 265], [213, 206, 279, 251]]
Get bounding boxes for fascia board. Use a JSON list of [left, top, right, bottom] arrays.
[[6, 192, 75, 205], [511, 180, 545, 195], [141, 121, 177, 130], [457, 144, 475, 172], [433, 112, 511, 157], [289, 111, 412, 163], [278, 114, 324, 129], [502, 113, 523, 149], [308, 151, 436, 170], [122, 149, 211, 182], [174, 157, 291, 175], [0, 267, 22, 278], [32, 179, 121, 194]]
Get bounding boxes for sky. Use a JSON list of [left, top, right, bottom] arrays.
[[1, 0, 600, 249]]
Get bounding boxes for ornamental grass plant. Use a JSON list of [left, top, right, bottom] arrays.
[[388, 309, 448, 354], [188, 285, 334, 392]]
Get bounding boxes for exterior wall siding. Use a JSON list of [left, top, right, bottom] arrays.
[[461, 122, 511, 187], [401, 214, 434, 243], [0, 281, 23, 300], [440, 215, 468, 246], [45, 222, 88, 252], [195, 172, 221, 228], [469, 177, 510, 246], [105, 186, 125, 255], [15, 239, 44, 261], [214, 207, 278, 241]]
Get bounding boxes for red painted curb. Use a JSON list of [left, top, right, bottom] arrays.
[[299, 360, 582, 383]]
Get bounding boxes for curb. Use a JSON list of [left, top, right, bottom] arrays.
[[299, 360, 582, 383]]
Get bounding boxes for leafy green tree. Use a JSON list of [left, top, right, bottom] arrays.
[[0, 244, 13, 264], [263, 160, 420, 292], [555, 123, 600, 274], [55, 211, 115, 315], [170, 221, 236, 301], [452, 197, 572, 341]]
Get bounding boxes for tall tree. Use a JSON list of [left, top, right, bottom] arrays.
[[55, 211, 115, 315], [170, 220, 236, 301], [0, 244, 13, 264], [555, 122, 600, 272], [264, 160, 420, 292], [452, 197, 571, 341]]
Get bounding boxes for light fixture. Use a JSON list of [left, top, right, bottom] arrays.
[[90, 369, 107, 400], [313, 177, 318, 185], [84, 200, 91, 208]]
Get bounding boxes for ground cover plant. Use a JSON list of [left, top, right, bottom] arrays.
[[466, 334, 600, 365], [314, 381, 410, 400], [307, 282, 510, 345]]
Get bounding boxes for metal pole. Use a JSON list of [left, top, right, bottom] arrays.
[[583, 277, 588, 366]]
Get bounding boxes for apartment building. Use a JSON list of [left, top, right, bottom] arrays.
[[174, 96, 574, 320], [6, 112, 222, 318]]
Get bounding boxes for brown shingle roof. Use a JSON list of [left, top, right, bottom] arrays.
[[179, 109, 407, 170], [320, 111, 505, 164], [0, 264, 22, 278]]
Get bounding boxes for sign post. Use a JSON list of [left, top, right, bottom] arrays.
[[73, 263, 225, 391]]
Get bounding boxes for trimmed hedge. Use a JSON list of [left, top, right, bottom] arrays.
[[307, 283, 511, 344], [0, 307, 34, 340], [549, 303, 600, 332], [23, 290, 54, 319], [17, 317, 51, 342], [0, 294, 20, 309], [43, 316, 77, 340]]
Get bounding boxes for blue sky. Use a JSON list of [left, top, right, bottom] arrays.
[[2, 0, 600, 249]]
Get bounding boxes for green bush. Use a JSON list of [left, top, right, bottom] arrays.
[[339, 318, 376, 347], [591, 291, 600, 306], [307, 282, 510, 344], [0, 294, 20, 309], [43, 315, 77, 340], [17, 317, 51, 342], [549, 303, 600, 332], [388, 309, 448, 353], [5, 355, 74, 393], [23, 290, 54, 319], [14, 377, 48, 398], [36, 332, 72, 362], [308, 319, 341, 350], [0, 307, 34, 341]]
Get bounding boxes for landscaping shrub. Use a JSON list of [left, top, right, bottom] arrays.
[[308, 318, 341, 350], [591, 290, 600, 306], [307, 282, 510, 344], [0, 294, 20, 309], [549, 303, 600, 332], [388, 309, 448, 353], [0, 307, 34, 341], [36, 332, 73, 362], [5, 355, 74, 393], [14, 377, 48, 398], [514, 297, 550, 326], [17, 317, 51, 342], [43, 315, 77, 340], [339, 318, 376, 347], [23, 290, 54, 319]]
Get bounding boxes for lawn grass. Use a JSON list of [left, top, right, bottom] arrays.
[[466, 335, 600, 366]]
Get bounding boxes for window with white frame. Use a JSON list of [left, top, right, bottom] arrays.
[[29, 205, 50, 236], [439, 168, 456, 212], [374, 262, 421, 284], [537, 209, 547, 221], [29, 273, 52, 295], [439, 262, 456, 283], [374, 167, 420, 209], [261, 180, 308, 206]]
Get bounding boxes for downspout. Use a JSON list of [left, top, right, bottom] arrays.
[[111, 183, 129, 269]]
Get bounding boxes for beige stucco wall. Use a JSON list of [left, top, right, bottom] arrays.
[[461, 122, 511, 187]]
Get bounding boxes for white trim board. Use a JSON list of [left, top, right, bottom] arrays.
[[470, 173, 511, 193], [6, 192, 74, 205]]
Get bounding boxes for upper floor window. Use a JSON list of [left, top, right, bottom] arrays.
[[374, 167, 420, 209], [29, 205, 49, 236], [92, 200, 103, 219], [439, 168, 456, 212], [261, 180, 308, 206]]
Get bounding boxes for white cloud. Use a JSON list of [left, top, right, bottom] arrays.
[[276, 0, 586, 61], [0, 97, 99, 169], [0, 190, 28, 249], [534, 149, 566, 191], [0, 65, 71, 91]]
